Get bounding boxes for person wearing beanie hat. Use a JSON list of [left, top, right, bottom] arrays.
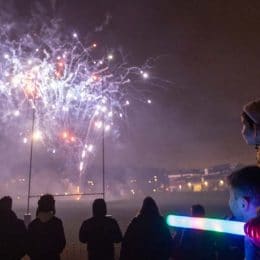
[[27, 194, 66, 260], [120, 197, 173, 260], [244, 100, 260, 125], [36, 194, 56, 216], [241, 99, 260, 165]]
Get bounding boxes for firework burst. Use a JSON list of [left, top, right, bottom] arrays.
[[0, 16, 151, 190]]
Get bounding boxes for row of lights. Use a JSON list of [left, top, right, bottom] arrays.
[[180, 179, 225, 190]]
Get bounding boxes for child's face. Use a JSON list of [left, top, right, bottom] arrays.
[[228, 188, 245, 221]]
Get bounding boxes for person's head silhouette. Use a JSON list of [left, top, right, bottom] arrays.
[[38, 194, 56, 214], [0, 196, 12, 212], [228, 166, 260, 221], [191, 204, 205, 217], [140, 197, 160, 217], [92, 198, 107, 217]]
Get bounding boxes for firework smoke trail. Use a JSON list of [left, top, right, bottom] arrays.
[[0, 11, 151, 192]]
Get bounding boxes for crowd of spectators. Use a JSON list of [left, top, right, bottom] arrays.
[[1, 166, 260, 260]]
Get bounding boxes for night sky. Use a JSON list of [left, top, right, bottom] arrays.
[[12, 0, 260, 169]]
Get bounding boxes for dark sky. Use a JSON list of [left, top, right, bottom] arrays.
[[15, 0, 260, 169]]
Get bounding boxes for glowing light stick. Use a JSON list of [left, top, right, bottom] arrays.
[[166, 215, 245, 236]]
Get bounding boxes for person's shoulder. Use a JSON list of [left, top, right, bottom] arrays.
[[131, 216, 139, 222], [81, 217, 94, 226], [17, 218, 26, 227], [104, 216, 120, 225], [245, 236, 260, 259], [10, 210, 18, 219], [137, 214, 163, 223], [151, 215, 168, 228], [13, 218, 26, 234], [105, 216, 117, 222], [3, 210, 18, 222], [158, 215, 165, 222], [28, 218, 40, 228], [84, 216, 95, 222], [52, 216, 64, 224], [127, 216, 140, 226]]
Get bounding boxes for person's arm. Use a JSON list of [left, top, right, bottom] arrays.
[[79, 221, 88, 243], [26, 223, 35, 258], [119, 220, 136, 260], [161, 217, 174, 259], [244, 210, 260, 247], [56, 220, 66, 254], [111, 219, 123, 243], [16, 220, 27, 259], [47, 219, 66, 256]]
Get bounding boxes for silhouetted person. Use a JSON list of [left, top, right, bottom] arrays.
[[190, 204, 205, 217], [120, 197, 173, 260], [79, 198, 122, 260], [0, 196, 27, 260], [173, 204, 215, 260], [27, 194, 66, 260]]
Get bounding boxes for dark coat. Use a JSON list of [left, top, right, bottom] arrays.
[[27, 213, 66, 260], [173, 228, 216, 260], [79, 216, 122, 260], [0, 210, 27, 260], [120, 214, 173, 260], [215, 216, 244, 260]]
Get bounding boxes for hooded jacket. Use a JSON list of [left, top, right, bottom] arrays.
[[27, 211, 66, 260], [79, 215, 122, 260], [0, 209, 27, 260], [120, 214, 173, 260]]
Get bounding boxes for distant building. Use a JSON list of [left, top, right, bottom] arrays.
[[167, 164, 241, 192]]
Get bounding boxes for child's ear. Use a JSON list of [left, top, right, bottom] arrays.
[[238, 196, 249, 211]]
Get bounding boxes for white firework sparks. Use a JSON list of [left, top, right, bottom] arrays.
[[0, 16, 152, 187]]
